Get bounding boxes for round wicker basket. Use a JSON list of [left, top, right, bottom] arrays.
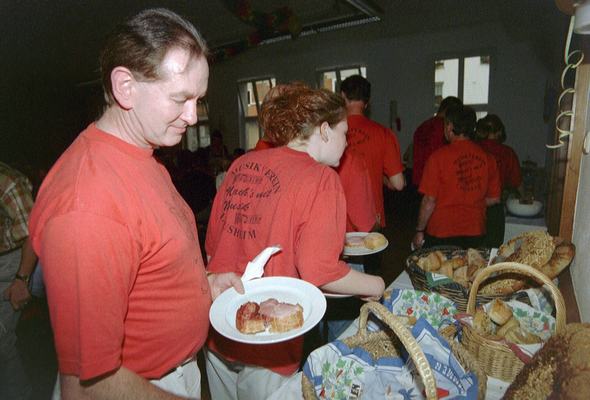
[[459, 262, 566, 382], [302, 302, 487, 399]]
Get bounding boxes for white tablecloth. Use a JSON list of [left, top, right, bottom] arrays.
[[267, 271, 511, 400]]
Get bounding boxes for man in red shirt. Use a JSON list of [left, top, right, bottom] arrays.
[[412, 106, 501, 249], [412, 96, 462, 187], [28, 9, 242, 399], [340, 76, 404, 274], [340, 75, 405, 228]]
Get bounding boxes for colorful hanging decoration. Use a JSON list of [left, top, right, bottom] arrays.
[[213, 0, 302, 62]]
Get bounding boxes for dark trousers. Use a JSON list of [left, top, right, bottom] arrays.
[[423, 233, 484, 249], [483, 203, 505, 248]]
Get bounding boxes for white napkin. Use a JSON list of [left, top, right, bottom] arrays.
[[241, 245, 282, 284]]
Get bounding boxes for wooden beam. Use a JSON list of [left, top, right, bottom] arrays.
[[559, 63, 590, 239]]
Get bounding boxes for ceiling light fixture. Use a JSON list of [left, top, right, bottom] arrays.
[[343, 0, 382, 17]]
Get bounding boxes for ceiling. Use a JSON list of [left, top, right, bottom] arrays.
[[0, 0, 385, 85], [0, 0, 567, 87]]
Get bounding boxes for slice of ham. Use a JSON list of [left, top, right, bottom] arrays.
[[258, 298, 279, 317]]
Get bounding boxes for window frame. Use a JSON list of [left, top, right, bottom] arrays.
[[237, 76, 276, 150], [316, 65, 367, 93], [183, 98, 210, 151], [432, 48, 495, 114]]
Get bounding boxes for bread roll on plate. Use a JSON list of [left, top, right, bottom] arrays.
[[363, 232, 387, 250]]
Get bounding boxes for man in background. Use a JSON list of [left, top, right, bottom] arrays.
[[1, 161, 36, 400], [29, 8, 242, 399], [339, 75, 404, 274], [412, 106, 501, 249], [412, 96, 462, 187]]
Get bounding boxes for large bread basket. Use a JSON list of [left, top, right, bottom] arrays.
[[458, 262, 566, 382]]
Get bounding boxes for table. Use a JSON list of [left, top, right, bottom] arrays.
[[504, 213, 547, 242], [268, 272, 511, 399]]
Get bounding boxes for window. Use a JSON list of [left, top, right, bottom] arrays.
[[317, 66, 367, 93], [434, 55, 490, 115], [238, 77, 276, 150], [185, 99, 210, 151]]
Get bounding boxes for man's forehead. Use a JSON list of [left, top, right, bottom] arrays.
[[160, 48, 197, 76]]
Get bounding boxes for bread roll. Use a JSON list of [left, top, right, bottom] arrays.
[[345, 235, 365, 248], [363, 232, 387, 250], [441, 257, 466, 270], [489, 299, 513, 326], [417, 250, 446, 272], [473, 308, 495, 336], [496, 316, 520, 338], [439, 262, 453, 278], [266, 303, 304, 333], [467, 248, 487, 269]]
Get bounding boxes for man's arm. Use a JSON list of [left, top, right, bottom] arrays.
[[3, 237, 38, 310], [60, 367, 192, 400], [387, 172, 405, 191], [486, 197, 500, 206], [412, 195, 436, 249]]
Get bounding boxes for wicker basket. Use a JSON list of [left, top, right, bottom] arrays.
[[302, 302, 487, 400], [406, 246, 530, 311], [459, 262, 566, 382]]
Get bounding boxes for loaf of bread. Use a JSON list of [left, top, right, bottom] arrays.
[[504, 323, 590, 400]]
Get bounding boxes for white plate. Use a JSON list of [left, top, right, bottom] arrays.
[[343, 232, 389, 256], [322, 292, 353, 299], [209, 277, 326, 344]]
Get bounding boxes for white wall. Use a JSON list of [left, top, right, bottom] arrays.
[[572, 96, 590, 322], [207, 18, 564, 167]]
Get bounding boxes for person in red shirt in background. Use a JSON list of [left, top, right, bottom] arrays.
[[412, 96, 463, 187], [412, 106, 501, 250], [339, 75, 404, 275], [475, 114, 522, 247], [28, 9, 243, 399], [204, 83, 385, 400]]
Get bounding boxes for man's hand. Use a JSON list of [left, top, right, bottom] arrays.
[[412, 232, 425, 250], [3, 279, 31, 310], [207, 272, 244, 301]]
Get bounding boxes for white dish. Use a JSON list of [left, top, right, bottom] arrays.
[[506, 199, 543, 217], [209, 277, 326, 344], [322, 292, 353, 299], [343, 232, 389, 256]]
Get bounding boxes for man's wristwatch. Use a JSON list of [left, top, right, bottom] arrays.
[[14, 273, 30, 285]]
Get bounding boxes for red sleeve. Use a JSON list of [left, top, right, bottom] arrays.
[[38, 212, 138, 380], [505, 148, 522, 189], [418, 153, 440, 198], [337, 153, 377, 232], [295, 174, 350, 287], [486, 154, 502, 199], [383, 129, 404, 178]]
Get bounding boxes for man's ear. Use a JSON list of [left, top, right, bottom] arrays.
[[319, 121, 330, 143], [110, 66, 135, 110]]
